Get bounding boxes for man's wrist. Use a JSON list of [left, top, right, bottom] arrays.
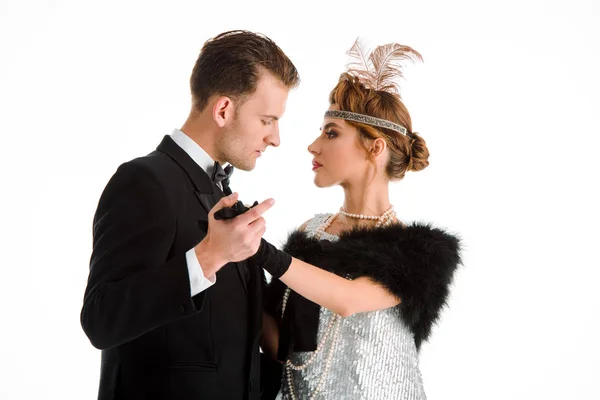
[[195, 238, 226, 277]]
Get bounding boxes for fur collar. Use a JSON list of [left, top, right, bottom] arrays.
[[264, 222, 462, 359]]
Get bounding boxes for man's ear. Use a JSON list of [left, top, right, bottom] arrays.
[[212, 96, 234, 128]]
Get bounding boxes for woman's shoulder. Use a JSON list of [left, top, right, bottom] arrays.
[[297, 213, 334, 232]]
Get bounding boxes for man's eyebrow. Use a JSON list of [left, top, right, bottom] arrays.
[[261, 115, 279, 121]]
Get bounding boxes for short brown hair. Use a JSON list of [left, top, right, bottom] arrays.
[[190, 30, 300, 111], [329, 73, 429, 180]]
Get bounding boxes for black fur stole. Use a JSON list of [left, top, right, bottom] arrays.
[[263, 222, 461, 360]]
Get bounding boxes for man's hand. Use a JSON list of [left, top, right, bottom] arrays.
[[195, 193, 274, 277]]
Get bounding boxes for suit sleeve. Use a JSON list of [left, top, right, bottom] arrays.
[[81, 160, 205, 350]]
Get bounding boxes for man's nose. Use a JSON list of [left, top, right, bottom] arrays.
[[268, 127, 280, 147]]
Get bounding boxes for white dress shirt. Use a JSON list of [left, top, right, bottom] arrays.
[[170, 128, 225, 297]]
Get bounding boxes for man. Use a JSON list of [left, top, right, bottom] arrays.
[[81, 30, 299, 400]]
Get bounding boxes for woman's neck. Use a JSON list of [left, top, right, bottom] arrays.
[[341, 181, 391, 216], [323, 181, 395, 233]]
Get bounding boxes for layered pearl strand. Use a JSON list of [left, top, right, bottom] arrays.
[[282, 287, 341, 400], [339, 205, 396, 228], [282, 205, 397, 399]]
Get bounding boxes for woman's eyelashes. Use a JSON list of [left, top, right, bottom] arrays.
[[324, 129, 337, 139]]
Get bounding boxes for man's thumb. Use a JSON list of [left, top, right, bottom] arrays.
[[210, 192, 239, 216]]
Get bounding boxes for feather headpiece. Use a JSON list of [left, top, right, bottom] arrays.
[[324, 38, 422, 135], [346, 37, 423, 95]]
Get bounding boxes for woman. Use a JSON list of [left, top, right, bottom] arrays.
[[261, 40, 461, 400]]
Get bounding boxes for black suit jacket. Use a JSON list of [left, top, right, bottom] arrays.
[[81, 136, 264, 400]]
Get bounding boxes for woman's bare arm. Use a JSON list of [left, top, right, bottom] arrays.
[[280, 258, 400, 318]]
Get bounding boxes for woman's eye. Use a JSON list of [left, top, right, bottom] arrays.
[[262, 120, 272, 126], [325, 130, 336, 139]]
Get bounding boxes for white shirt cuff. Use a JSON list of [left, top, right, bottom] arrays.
[[186, 248, 217, 297]]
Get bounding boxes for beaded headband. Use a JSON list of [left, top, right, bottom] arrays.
[[323, 110, 407, 135]]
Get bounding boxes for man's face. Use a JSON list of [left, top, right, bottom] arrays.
[[217, 72, 289, 171]]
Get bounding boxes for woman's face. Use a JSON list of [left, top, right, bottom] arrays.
[[308, 104, 375, 188]]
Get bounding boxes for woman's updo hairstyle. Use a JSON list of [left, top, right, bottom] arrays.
[[328, 39, 429, 179]]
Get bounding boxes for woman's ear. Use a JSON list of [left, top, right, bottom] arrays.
[[370, 138, 387, 158]]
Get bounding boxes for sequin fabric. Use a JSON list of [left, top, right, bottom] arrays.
[[277, 214, 427, 400]]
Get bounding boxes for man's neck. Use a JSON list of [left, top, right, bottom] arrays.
[[180, 117, 223, 164]]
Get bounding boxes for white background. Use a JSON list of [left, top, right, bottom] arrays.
[[1, 0, 599, 399]]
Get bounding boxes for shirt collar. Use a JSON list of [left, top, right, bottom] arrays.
[[170, 128, 227, 178]]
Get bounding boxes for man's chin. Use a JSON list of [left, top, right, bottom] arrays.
[[231, 160, 256, 172]]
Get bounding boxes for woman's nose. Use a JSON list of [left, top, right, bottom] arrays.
[[307, 138, 319, 155]]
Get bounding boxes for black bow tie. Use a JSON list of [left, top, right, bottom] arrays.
[[211, 161, 234, 195]]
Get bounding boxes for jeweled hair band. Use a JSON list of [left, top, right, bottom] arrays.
[[324, 110, 407, 135]]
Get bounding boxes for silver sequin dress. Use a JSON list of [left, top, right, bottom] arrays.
[[277, 214, 427, 400]]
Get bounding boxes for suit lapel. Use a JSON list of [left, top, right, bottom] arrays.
[[194, 190, 220, 215], [157, 135, 248, 293], [157, 135, 214, 197]]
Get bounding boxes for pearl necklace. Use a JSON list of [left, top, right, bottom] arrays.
[[339, 205, 397, 228], [313, 213, 338, 241]]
